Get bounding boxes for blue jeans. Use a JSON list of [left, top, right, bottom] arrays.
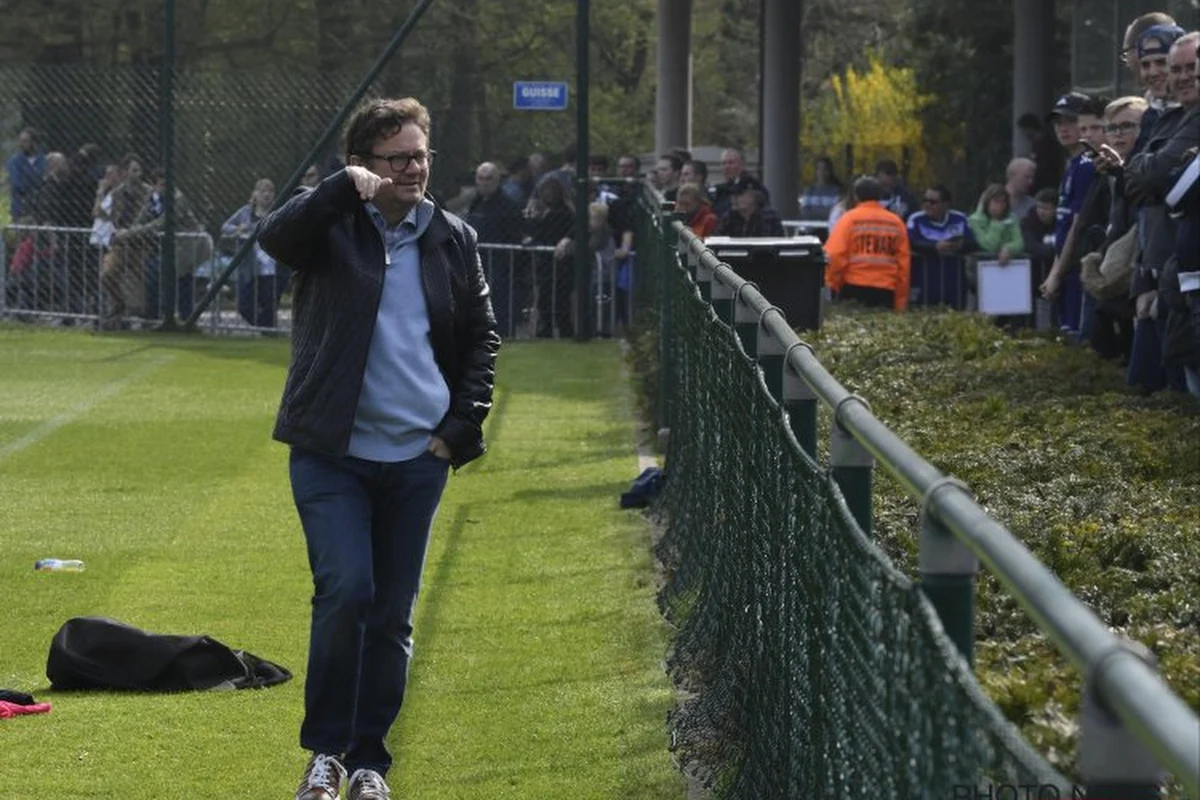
[[289, 446, 449, 776]]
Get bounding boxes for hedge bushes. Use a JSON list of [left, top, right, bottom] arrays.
[[807, 308, 1200, 770]]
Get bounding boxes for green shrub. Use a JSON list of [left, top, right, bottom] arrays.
[[809, 308, 1200, 771]]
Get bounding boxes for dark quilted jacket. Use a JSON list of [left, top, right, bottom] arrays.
[[258, 169, 500, 468]]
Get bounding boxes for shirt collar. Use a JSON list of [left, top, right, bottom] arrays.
[[366, 198, 433, 232]]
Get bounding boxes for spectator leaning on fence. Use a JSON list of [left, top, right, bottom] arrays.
[[222, 177, 285, 329], [1125, 26, 1197, 394], [525, 175, 576, 338], [675, 183, 719, 238], [824, 176, 911, 311], [1131, 17, 1182, 152], [1021, 187, 1060, 277], [715, 179, 785, 237], [1076, 95, 1149, 363], [1041, 92, 1100, 333], [6, 128, 46, 222], [1043, 94, 1111, 342], [906, 184, 977, 309], [969, 183, 1024, 265]]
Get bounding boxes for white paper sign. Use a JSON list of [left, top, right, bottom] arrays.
[[977, 259, 1032, 315]]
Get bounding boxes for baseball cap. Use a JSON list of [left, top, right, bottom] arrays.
[[1137, 24, 1186, 60], [1046, 92, 1090, 122], [732, 175, 765, 195]]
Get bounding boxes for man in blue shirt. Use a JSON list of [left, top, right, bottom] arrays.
[[259, 97, 499, 800], [906, 184, 977, 309], [1040, 92, 1101, 333], [5, 128, 46, 221]]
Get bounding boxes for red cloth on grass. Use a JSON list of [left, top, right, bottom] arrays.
[[0, 700, 51, 718]]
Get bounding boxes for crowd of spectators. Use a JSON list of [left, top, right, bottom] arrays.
[[6, 14, 1198, 369], [3, 133, 323, 329], [817, 10, 1200, 401], [453, 142, 791, 338]]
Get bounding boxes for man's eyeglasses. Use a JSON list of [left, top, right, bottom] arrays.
[[1104, 121, 1139, 134], [367, 150, 435, 171]]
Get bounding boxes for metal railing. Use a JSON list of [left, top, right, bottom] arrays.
[[670, 220, 1199, 798], [1, 224, 291, 334], [476, 242, 634, 341], [2, 225, 634, 341]]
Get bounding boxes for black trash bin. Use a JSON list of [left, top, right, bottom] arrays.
[[704, 235, 826, 331]]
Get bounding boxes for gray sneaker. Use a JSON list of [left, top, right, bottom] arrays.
[[347, 768, 391, 799], [295, 753, 346, 800]]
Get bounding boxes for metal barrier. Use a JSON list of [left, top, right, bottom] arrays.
[[671, 220, 1200, 797], [2, 226, 634, 341], [782, 219, 830, 242], [476, 242, 634, 341], [1, 223, 225, 330]]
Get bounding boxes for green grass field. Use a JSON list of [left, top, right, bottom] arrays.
[[0, 325, 682, 799]]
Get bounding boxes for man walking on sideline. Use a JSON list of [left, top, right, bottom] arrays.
[[824, 177, 912, 310], [258, 97, 500, 800]]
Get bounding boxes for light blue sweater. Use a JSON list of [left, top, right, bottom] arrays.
[[347, 199, 450, 462]]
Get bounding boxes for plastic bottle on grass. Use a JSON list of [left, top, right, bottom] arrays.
[[34, 559, 85, 573]]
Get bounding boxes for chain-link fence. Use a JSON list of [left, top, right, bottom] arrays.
[[0, 63, 364, 332], [651, 242, 1066, 797], [1, 61, 650, 339], [635, 203, 1200, 796]]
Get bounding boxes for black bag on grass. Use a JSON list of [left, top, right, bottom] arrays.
[[47, 616, 291, 692]]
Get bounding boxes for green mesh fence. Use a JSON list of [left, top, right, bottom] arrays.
[[646, 224, 1069, 797]]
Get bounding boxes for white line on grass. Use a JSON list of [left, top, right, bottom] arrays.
[[0, 356, 174, 464]]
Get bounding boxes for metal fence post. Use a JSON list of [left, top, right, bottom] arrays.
[[572, 0, 590, 343], [830, 398, 873, 537], [756, 308, 786, 403], [158, 0, 178, 329], [734, 287, 759, 358], [710, 272, 734, 326], [783, 345, 818, 459], [693, 249, 713, 305], [917, 479, 978, 666], [658, 215, 681, 432], [1078, 645, 1165, 800]]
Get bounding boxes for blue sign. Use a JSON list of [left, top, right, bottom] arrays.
[[513, 81, 569, 111]]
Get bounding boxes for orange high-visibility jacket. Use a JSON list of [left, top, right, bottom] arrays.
[[823, 200, 911, 310]]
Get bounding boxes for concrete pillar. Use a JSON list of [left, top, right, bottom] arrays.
[[655, 0, 692, 158], [762, 0, 801, 219], [1012, 0, 1056, 159]]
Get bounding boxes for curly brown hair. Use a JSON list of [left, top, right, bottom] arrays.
[[343, 97, 431, 160]]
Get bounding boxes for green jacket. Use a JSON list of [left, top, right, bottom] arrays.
[[968, 209, 1024, 257]]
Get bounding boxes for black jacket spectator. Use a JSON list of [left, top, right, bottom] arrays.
[[711, 173, 768, 221], [465, 189, 522, 244]]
